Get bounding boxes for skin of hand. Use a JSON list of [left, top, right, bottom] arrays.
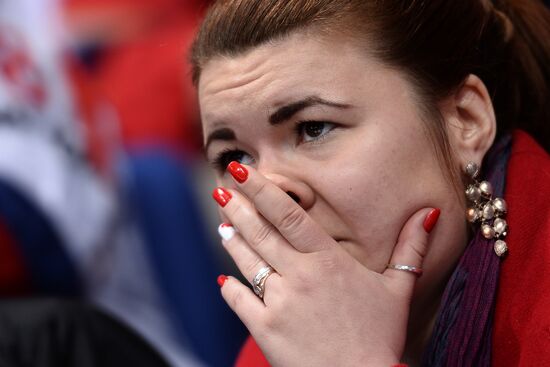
[[200, 30, 496, 365], [214, 163, 439, 366]]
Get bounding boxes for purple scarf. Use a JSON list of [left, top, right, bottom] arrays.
[[422, 134, 512, 367]]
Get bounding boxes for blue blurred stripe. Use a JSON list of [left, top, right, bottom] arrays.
[[0, 180, 82, 296], [124, 148, 246, 367]]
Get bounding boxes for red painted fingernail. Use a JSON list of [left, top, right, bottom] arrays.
[[217, 275, 228, 287], [212, 187, 232, 207], [227, 161, 248, 183], [423, 208, 441, 233]]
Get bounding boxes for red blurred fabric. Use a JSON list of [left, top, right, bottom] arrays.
[[235, 130, 550, 366], [236, 336, 270, 367], [66, 2, 205, 170], [0, 218, 30, 295], [89, 18, 201, 154], [64, 0, 205, 10]]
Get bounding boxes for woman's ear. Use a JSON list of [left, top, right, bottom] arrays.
[[442, 74, 496, 167]]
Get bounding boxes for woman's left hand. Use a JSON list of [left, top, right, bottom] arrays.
[[213, 162, 438, 367]]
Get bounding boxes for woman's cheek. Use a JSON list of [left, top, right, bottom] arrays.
[[330, 189, 396, 269]]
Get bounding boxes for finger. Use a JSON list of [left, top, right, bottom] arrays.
[[218, 276, 266, 332], [383, 208, 441, 292], [213, 187, 298, 273], [226, 161, 336, 253], [218, 223, 282, 287]]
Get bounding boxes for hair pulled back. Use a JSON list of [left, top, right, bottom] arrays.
[[191, 0, 550, 152]]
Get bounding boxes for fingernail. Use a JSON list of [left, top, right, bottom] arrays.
[[423, 208, 441, 233], [227, 161, 248, 183], [217, 274, 228, 287], [218, 223, 236, 241], [212, 187, 232, 207]]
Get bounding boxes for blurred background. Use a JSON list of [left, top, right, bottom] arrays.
[[3, 0, 550, 366], [0, 0, 247, 366]]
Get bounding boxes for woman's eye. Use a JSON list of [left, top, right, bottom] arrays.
[[297, 121, 335, 143], [212, 149, 254, 173]]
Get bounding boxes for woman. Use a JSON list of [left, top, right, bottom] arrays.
[[191, 1, 550, 366]]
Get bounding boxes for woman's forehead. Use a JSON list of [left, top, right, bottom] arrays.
[[198, 33, 380, 119], [199, 32, 377, 90]]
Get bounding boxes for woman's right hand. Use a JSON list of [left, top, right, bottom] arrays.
[[214, 162, 440, 366]]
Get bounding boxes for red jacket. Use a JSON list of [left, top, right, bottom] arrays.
[[235, 131, 550, 367]]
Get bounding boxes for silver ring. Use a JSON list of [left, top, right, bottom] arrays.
[[253, 266, 275, 299], [386, 263, 423, 276]]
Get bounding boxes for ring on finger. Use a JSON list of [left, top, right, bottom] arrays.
[[253, 266, 276, 299], [386, 263, 423, 276]]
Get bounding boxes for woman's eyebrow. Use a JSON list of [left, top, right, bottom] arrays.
[[204, 127, 236, 152], [269, 96, 352, 125], [204, 96, 351, 152]]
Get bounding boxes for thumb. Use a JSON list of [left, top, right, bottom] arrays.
[[383, 207, 441, 292]]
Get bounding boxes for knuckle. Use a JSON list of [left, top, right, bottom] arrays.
[[228, 202, 246, 220], [290, 264, 316, 294], [229, 203, 251, 221], [276, 206, 306, 233], [292, 268, 309, 287], [292, 275, 314, 295], [314, 250, 343, 274], [250, 222, 276, 250], [251, 180, 270, 203], [406, 237, 427, 264]]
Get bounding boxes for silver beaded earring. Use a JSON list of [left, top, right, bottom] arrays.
[[464, 162, 508, 257]]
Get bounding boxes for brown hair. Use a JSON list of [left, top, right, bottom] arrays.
[[190, 0, 550, 156]]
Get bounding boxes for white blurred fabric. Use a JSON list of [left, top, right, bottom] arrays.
[[0, 1, 203, 365]]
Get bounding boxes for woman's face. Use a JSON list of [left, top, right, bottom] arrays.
[[199, 31, 468, 301]]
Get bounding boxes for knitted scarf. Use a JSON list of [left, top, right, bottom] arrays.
[[422, 134, 512, 367]]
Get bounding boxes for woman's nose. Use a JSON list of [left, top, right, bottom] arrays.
[[261, 172, 315, 211]]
